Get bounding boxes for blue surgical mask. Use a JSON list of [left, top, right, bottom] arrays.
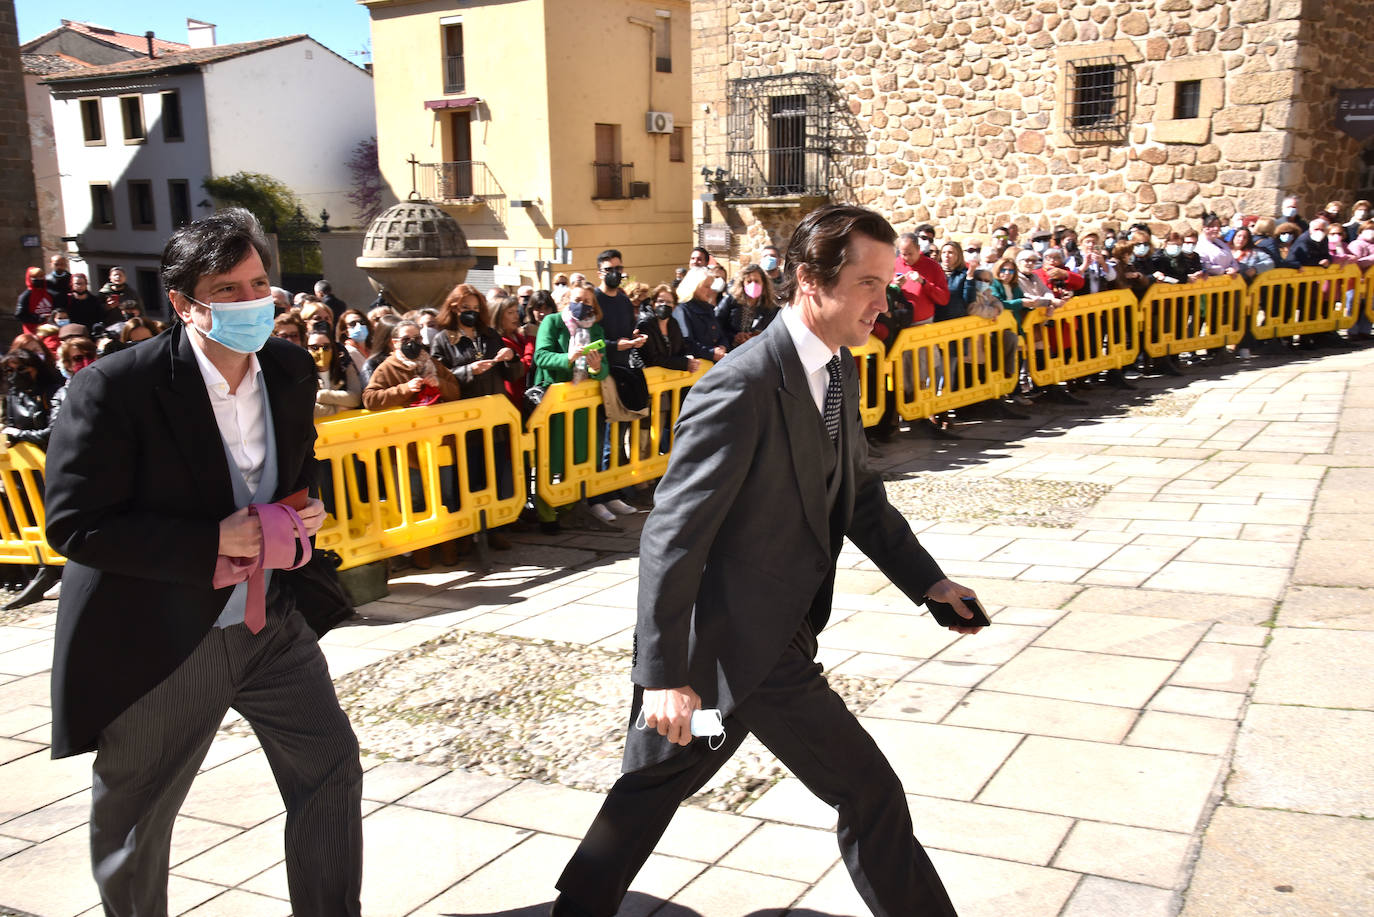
[[56, 319, 70, 327], [1165, 244, 1181, 257], [760, 255, 779, 272], [348, 323, 369, 344], [1134, 244, 1150, 256], [188, 294, 276, 354]]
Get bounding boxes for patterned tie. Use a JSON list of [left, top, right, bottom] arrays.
[[824, 355, 843, 442]]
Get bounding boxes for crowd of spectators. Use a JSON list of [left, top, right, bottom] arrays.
[[13, 194, 1371, 568]]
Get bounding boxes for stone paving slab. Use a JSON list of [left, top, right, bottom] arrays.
[[3, 347, 1374, 916], [1178, 806, 1374, 917]]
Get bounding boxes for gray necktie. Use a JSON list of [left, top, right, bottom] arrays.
[[824, 355, 842, 442]]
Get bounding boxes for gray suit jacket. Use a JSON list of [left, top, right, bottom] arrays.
[[626, 316, 945, 771]]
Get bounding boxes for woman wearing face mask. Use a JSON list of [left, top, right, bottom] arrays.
[[335, 310, 374, 375], [362, 320, 461, 411], [1229, 227, 1274, 281], [532, 285, 608, 532], [1343, 200, 1371, 245], [492, 294, 532, 410], [937, 243, 970, 322], [717, 265, 777, 348], [308, 329, 361, 418], [2, 347, 63, 449], [672, 267, 729, 362], [362, 321, 463, 566], [1115, 231, 1155, 298], [1272, 221, 1303, 267], [634, 285, 701, 455], [1151, 233, 1203, 284], [429, 283, 486, 370], [1284, 220, 1333, 270], [1346, 220, 1374, 340]]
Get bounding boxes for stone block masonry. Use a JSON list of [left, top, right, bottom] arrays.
[[692, 0, 1372, 249]]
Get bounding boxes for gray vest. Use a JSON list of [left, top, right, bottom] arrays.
[[214, 378, 279, 628]]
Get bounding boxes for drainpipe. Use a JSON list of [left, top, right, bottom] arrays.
[[145, 31, 155, 59]]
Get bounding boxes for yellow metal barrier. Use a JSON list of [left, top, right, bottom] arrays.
[[525, 362, 709, 508], [1021, 289, 1140, 386], [312, 396, 528, 570], [1138, 273, 1250, 357], [1365, 264, 1374, 326], [887, 312, 1019, 420], [0, 443, 63, 566], [1249, 264, 1363, 339], [849, 335, 890, 428]]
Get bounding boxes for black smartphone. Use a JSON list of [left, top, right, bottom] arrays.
[[925, 596, 992, 628]]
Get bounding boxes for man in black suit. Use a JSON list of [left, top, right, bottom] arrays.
[[45, 208, 362, 916], [552, 205, 983, 917]]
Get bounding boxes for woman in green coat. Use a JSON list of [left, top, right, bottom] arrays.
[[531, 286, 608, 529]]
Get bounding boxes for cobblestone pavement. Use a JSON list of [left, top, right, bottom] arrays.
[[1, 344, 1372, 916]]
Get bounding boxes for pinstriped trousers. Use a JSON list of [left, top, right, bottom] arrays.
[[90, 602, 363, 917]]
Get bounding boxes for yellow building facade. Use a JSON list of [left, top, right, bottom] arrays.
[[364, 0, 693, 291]]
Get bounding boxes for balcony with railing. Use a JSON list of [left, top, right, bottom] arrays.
[[592, 162, 645, 201], [444, 55, 464, 94], [417, 161, 506, 221]]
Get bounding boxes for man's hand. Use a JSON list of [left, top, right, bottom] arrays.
[[219, 507, 262, 558], [925, 577, 985, 635], [711, 346, 726, 361], [585, 350, 603, 373], [642, 685, 701, 746], [686, 357, 701, 372], [495, 347, 514, 362], [297, 497, 327, 537], [405, 376, 425, 394]]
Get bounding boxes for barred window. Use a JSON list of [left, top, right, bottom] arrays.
[[1065, 56, 1130, 145], [724, 72, 838, 199]]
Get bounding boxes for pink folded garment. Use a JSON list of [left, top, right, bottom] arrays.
[[212, 501, 313, 634]]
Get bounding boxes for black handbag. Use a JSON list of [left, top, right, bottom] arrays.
[[281, 548, 354, 637]]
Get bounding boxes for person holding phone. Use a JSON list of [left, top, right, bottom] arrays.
[[553, 205, 982, 917]]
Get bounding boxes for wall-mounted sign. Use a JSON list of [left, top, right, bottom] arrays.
[[698, 223, 732, 252], [1336, 90, 1374, 141]]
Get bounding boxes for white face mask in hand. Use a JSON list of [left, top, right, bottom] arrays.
[[636, 707, 726, 750]]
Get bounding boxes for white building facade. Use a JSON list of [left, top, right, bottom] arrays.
[[43, 35, 375, 313]]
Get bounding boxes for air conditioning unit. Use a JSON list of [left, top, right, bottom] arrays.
[[628, 181, 651, 199], [645, 110, 674, 134]]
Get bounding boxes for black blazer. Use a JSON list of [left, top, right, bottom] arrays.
[[626, 317, 945, 771], [635, 315, 691, 372], [45, 323, 317, 757]]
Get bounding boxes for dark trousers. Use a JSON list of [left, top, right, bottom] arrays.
[[90, 602, 363, 917], [553, 631, 958, 917]]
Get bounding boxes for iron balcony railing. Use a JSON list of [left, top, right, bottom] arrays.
[[592, 161, 635, 200], [418, 160, 498, 203]]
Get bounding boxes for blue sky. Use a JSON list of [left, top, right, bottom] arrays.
[[17, 0, 374, 65]]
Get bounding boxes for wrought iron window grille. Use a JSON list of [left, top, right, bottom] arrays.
[[723, 72, 841, 199], [1065, 56, 1130, 145]]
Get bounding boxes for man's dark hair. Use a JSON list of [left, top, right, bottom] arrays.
[[777, 204, 897, 304], [314, 279, 333, 295], [161, 207, 272, 298], [596, 249, 622, 267], [915, 224, 935, 237], [690, 246, 710, 262]]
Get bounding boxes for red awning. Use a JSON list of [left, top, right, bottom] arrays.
[[424, 97, 480, 110]]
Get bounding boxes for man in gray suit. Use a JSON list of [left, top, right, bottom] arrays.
[[552, 204, 983, 916]]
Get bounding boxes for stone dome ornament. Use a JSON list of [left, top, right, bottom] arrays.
[[355, 199, 476, 309]]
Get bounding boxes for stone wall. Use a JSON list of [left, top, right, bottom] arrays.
[[691, 0, 1374, 255], [0, 0, 41, 297], [1287, 0, 1374, 211]]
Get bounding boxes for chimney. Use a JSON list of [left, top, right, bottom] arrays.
[[186, 19, 217, 49], [145, 31, 155, 59]]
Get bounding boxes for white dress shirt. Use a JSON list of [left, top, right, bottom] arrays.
[[188, 338, 267, 491], [781, 305, 840, 416]]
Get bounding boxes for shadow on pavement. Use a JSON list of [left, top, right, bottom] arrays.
[[438, 893, 850, 916]]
